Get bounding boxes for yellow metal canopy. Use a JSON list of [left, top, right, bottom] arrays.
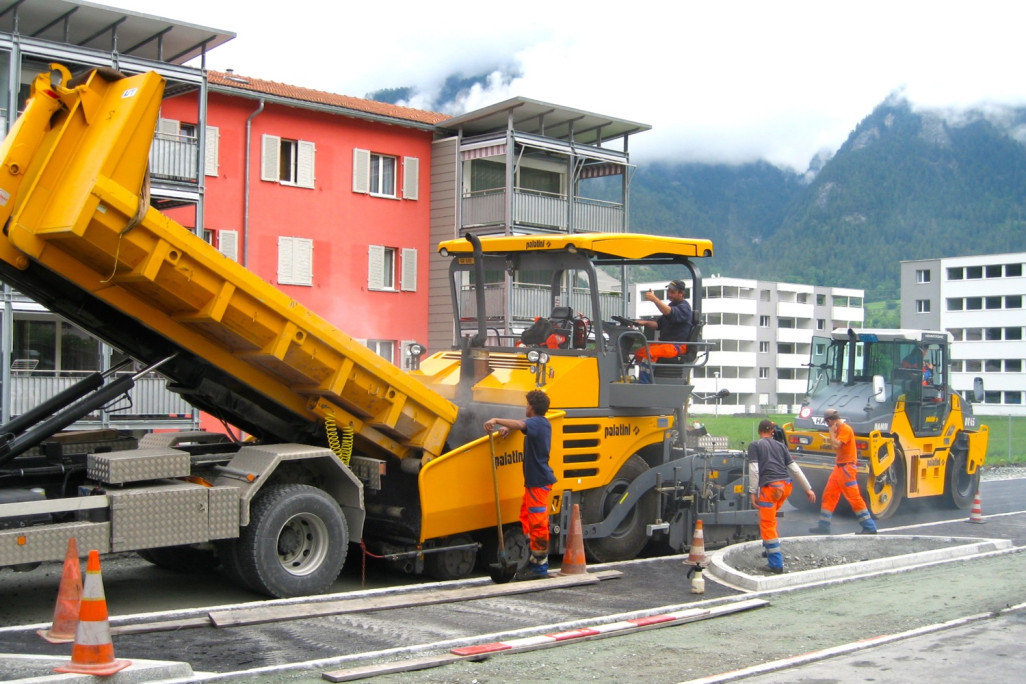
[[437, 233, 713, 259]]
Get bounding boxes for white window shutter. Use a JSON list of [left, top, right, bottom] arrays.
[[218, 229, 238, 261], [297, 140, 316, 188], [400, 248, 417, 291], [204, 126, 219, 177], [294, 238, 313, 285], [156, 118, 180, 135], [353, 148, 370, 194], [277, 237, 314, 286], [402, 156, 419, 200], [400, 339, 417, 368], [368, 244, 384, 290], [261, 134, 280, 182]]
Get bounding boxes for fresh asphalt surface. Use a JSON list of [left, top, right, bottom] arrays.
[[0, 477, 1023, 681]]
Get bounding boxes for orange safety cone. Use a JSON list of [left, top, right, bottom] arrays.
[[559, 503, 588, 575], [37, 537, 83, 644], [685, 519, 707, 566], [54, 550, 131, 676], [968, 489, 985, 524]]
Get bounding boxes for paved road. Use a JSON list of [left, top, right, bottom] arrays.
[[0, 477, 1022, 681]]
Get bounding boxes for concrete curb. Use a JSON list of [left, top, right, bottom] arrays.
[[707, 534, 1014, 591], [0, 655, 195, 683]]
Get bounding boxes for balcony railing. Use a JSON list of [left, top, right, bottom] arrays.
[[462, 188, 625, 233], [149, 132, 198, 183], [8, 372, 197, 429]]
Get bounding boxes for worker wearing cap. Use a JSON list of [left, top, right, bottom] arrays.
[[809, 408, 878, 535], [748, 419, 816, 573], [633, 279, 694, 363]]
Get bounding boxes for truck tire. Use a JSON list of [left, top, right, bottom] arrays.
[[233, 483, 348, 598], [425, 533, 477, 581], [945, 439, 979, 509], [581, 454, 656, 563], [137, 545, 218, 573]]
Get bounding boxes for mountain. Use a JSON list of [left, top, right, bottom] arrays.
[[629, 99, 1026, 301]]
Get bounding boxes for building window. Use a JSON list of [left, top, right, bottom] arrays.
[[778, 343, 795, 354], [966, 266, 983, 279], [759, 315, 770, 327], [277, 236, 313, 286], [778, 368, 796, 380], [816, 294, 826, 305], [985, 296, 1002, 309], [1005, 360, 1022, 373], [1006, 295, 1022, 308], [1005, 327, 1023, 340], [261, 135, 315, 188], [966, 297, 982, 310], [817, 318, 826, 330], [353, 149, 419, 199], [966, 360, 982, 372], [947, 298, 963, 311], [947, 267, 963, 280], [1005, 392, 1022, 405], [950, 360, 963, 372], [984, 391, 1001, 404], [759, 341, 769, 353], [368, 245, 396, 290], [985, 328, 1002, 341], [370, 154, 397, 197], [986, 265, 1002, 278], [760, 289, 771, 302], [1006, 263, 1023, 277], [916, 299, 931, 313], [949, 328, 963, 341], [985, 360, 1002, 373], [916, 269, 931, 283], [759, 367, 769, 379], [365, 339, 395, 363], [778, 318, 795, 328]]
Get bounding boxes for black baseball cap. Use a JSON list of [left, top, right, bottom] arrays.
[[758, 419, 776, 433], [667, 279, 687, 292]]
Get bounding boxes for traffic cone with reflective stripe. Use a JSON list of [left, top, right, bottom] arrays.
[[968, 489, 985, 523], [559, 503, 587, 575], [54, 550, 131, 676], [686, 519, 707, 565], [37, 537, 83, 644]]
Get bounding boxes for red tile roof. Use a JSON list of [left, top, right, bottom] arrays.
[[207, 71, 448, 126]]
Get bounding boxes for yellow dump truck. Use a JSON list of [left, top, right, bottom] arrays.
[[0, 65, 756, 597]]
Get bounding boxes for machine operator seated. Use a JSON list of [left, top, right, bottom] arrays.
[[632, 279, 694, 363]]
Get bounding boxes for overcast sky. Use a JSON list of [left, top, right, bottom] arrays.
[[118, 0, 1026, 171]]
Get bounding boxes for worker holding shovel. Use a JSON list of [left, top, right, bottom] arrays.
[[484, 390, 555, 579]]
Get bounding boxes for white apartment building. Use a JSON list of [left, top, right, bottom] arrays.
[[633, 277, 865, 415], [901, 252, 1026, 416]]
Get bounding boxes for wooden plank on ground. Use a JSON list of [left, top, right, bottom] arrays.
[[209, 569, 622, 628]]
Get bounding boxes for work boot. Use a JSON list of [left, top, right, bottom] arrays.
[[808, 524, 831, 535], [763, 565, 784, 575], [856, 528, 877, 535]]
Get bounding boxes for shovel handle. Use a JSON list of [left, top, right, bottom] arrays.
[[489, 432, 506, 550]]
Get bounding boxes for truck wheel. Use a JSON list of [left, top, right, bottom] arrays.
[[137, 545, 218, 573], [867, 445, 905, 520], [234, 484, 348, 598], [581, 454, 656, 563], [425, 533, 477, 581], [945, 441, 979, 509]]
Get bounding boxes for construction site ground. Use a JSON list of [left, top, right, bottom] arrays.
[[1, 509, 1024, 683]]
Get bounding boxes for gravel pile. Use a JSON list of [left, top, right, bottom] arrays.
[[725, 536, 965, 576]]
